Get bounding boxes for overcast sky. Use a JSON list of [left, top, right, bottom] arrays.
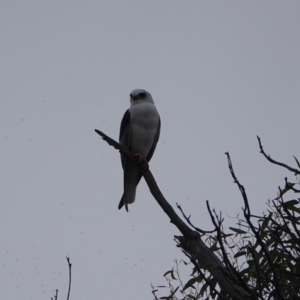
[[1, 1, 300, 299]]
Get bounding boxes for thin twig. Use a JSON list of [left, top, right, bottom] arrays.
[[176, 203, 216, 234], [226, 152, 284, 300], [206, 201, 250, 294], [66, 256, 72, 300], [51, 289, 58, 300], [95, 129, 136, 161], [284, 177, 300, 193], [257, 136, 300, 175]]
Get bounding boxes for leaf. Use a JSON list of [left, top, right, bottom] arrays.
[[284, 199, 299, 207], [261, 217, 270, 231], [229, 227, 247, 234], [200, 282, 209, 295], [283, 199, 300, 213], [162, 286, 179, 300], [234, 251, 246, 258], [163, 269, 176, 280], [182, 277, 198, 292], [163, 270, 173, 277], [286, 205, 300, 214], [277, 185, 295, 198], [170, 270, 177, 280], [221, 233, 234, 238], [209, 241, 219, 251]]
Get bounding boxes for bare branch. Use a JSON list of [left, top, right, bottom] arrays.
[[96, 130, 252, 299], [206, 201, 255, 298], [284, 177, 300, 193], [257, 136, 300, 175], [51, 289, 58, 300], [226, 152, 284, 300], [176, 203, 216, 234], [66, 256, 72, 300]]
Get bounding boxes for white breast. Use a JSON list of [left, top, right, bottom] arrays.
[[129, 102, 160, 157]]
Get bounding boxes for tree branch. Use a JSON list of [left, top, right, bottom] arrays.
[[95, 129, 198, 238], [177, 203, 216, 234], [181, 249, 223, 299], [51, 289, 58, 300], [206, 202, 256, 298], [95, 129, 253, 299], [226, 152, 284, 300], [66, 256, 72, 300], [257, 136, 300, 175]]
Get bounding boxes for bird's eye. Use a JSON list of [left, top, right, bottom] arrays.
[[139, 92, 146, 98], [130, 94, 133, 99]]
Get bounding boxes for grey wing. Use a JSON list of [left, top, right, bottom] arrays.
[[118, 109, 142, 211], [119, 109, 131, 169], [146, 117, 161, 162]]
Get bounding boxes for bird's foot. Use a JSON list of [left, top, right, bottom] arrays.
[[134, 153, 149, 167]]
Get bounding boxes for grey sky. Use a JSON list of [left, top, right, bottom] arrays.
[[1, 1, 300, 299]]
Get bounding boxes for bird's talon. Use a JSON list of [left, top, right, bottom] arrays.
[[134, 153, 149, 167]]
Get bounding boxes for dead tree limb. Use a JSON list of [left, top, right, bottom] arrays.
[[95, 129, 253, 299]]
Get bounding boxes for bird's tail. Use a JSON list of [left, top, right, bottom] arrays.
[[118, 161, 142, 212], [118, 195, 128, 211], [118, 190, 136, 212]]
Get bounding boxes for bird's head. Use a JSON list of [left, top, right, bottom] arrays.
[[129, 89, 154, 105]]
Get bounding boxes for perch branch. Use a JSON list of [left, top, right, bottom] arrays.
[[95, 129, 252, 299], [95, 129, 198, 239]]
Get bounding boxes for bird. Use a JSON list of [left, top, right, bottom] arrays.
[[118, 89, 161, 211]]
